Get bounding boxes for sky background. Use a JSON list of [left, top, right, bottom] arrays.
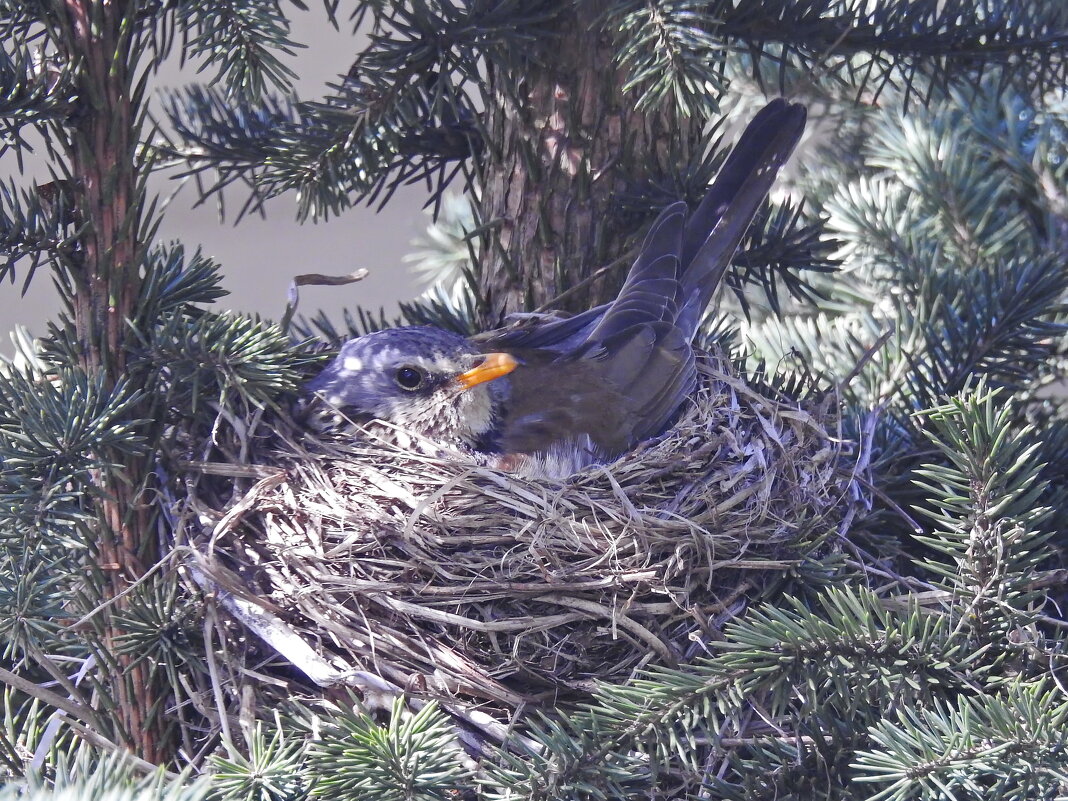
[[1, 9, 428, 352]]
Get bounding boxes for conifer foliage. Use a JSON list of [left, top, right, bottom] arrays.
[[1, 0, 1068, 798]]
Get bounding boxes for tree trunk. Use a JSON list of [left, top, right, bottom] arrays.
[[477, 0, 700, 322], [58, 0, 166, 764]]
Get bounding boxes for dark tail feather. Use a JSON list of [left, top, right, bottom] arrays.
[[676, 99, 807, 337]]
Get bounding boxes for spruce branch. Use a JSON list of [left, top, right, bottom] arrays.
[[480, 588, 973, 799], [853, 682, 1068, 801], [717, 0, 1068, 103], [210, 720, 309, 801], [0, 752, 209, 799], [906, 254, 1068, 405], [398, 282, 479, 336], [911, 384, 1053, 642], [402, 193, 477, 295], [134, 312, 306, 417], [0, 1, 42, 41], [728, 199, 841, 316], [605, 0, 727, 117], [292, 305, 399, 344], [109, 574, 202, 688], [0, 552, 69, 660], [774, 83, 1068, 435], [0, 690, 54, 778], [134, 244, 227, 328], [302, 696, 472, 801], [866, 108, 1038, 268], [179, 0, 299, 98], [0, 366, 148, 486], [162, 0, 563, 219], [0, 46, 76, 147], [159, 86, 295, 217], [0, 180, 79, 291], [481, 722, 651, 801]]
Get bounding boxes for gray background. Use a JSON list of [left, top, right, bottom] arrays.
[[1, 10, 426, 349]]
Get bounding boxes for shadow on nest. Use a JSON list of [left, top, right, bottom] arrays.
[[177, 355, 867, 715]]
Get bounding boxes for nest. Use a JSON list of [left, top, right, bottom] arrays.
[[179, 357, 865, 711]]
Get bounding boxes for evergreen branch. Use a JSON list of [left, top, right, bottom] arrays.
[[854, 682, 1068, 801], [1029, 418, 1068, 537], [347, 0, 561, 92], [867, 108, 1038, 268], [483, 588, 972, 799], [702, 588, 967, 719], [163, 1, 562, 218], [911, 384, 1054, 641], [0, 0, 47, 41], [0, 359, 149, 533], [605, 0, 727, 117], [818, 87, 1068, 424], [716, 0, 1068, 102], [158, 86, 295, 214], [110, 574, 201, 675], [728, 200, 841, 315], [134, 243, 227, 328], [179, 0, 299, 97], [0, 476, 85, 533], [255, 81, 412, 219], [0, 665, 96, 730], [961, 88, 1068, 242], [255, 67, 481, 218], [0, 46, 76, 145], [398, 282, 479, 336], [211, 721, 309, 801], [0, 552, 69, 658], [907, 254, 1068, 404], [0, 179, 79, 291], [824, 173, 918, 285], [0, 690, 52, 776], [0, 367, 147, 485], [741, 310, 887, 393], [0, 753, 202, 797], [292, 305, 400, 344], [303, 696, 472, 801], [403, 192, 477, 292], [480, 714, 650, 801], [132, 312, 307, 417]]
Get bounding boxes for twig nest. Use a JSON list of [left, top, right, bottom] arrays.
[[183, 358, 864, 709]]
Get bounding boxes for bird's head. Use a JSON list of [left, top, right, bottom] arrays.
[[301, 326, 517, 449]]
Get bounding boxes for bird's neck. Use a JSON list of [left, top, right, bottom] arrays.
[[388, 385, 503, 453]]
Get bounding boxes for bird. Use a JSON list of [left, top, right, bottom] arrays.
[[301, 99, 807, 475]]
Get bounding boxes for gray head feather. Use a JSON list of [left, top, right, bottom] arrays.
[[304, 326, 509, 448]]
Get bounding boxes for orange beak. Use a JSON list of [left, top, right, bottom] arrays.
[[455, 352, 518, 391]]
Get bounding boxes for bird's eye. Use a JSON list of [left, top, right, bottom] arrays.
[[394, 366, 426, 391]]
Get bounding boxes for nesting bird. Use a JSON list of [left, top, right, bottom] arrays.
[[302, 100, 807, 474]]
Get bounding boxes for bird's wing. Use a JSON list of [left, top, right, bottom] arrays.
[[474, 305, 607, 353], [494, 205, 693, 454], [492, 100, 807, 458], [586, 321, 696, 445], [496, 325, 694, 457], [561, 99, 805, 450], [585, 202, 687, 342]]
